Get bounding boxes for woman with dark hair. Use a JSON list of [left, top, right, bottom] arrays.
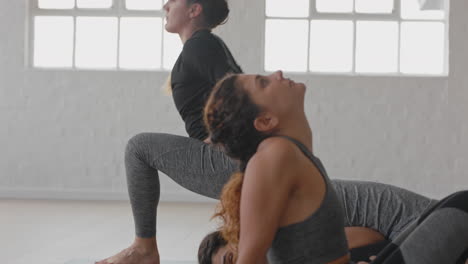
[[197, 179, 437, 263], [96, 0, 240, 263], [198, 231, 232, 264], [166, 0, 242, 141], [203, 71, 350, 263], [202, 72, 468, 264]]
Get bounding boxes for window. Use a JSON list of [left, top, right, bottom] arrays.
[[30, 0, 182, 70], [265, 0, 448, 75]]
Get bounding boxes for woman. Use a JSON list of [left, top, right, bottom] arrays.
[[202, 72, 468, 264], [167, 0, 242, 142], [203, 70, 350, 263], [199, 190, 468, 264], [95, 1, 438, 263], [96, 0, 240, 263], [198, 180, 437, 263]]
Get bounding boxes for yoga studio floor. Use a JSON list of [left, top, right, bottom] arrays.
[[1, 199, 218, 264]]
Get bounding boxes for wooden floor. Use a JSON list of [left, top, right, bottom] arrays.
[[1, 199, 219, 264]]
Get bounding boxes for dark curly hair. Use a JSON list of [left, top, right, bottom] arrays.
[[187, 0, 230, 29], [198, 231, 228, 264], [203, 74, 271, 261]]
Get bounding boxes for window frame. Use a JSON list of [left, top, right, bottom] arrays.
[[263, 0, 450, 76], [28, 0, 173, 71]]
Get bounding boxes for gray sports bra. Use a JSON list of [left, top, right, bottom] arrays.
[[266, 136, 349, 264]]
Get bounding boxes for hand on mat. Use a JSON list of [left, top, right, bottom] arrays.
[[357, 255, 376, 264]]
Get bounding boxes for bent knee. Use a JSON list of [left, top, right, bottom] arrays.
[[125, 132, 156, 158]]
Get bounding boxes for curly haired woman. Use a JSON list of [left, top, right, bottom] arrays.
[[203, 71, 468, 264]]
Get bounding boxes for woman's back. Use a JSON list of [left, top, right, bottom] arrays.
[[265, 136, 348, 264], [171, 29, 242, 140]]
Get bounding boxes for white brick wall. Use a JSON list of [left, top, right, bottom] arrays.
[[0, 0, 466, 201]]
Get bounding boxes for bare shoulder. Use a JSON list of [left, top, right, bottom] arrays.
[[258, 136, 299, 155], [243, 137, 301, 199], [248, 137, 300, 172]]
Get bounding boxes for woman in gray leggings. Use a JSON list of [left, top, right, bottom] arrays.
[[196, 73, 468, 264], [96, 130, 437, 264], [199, 190, 468, 264]]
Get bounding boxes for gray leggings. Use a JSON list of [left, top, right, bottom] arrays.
[[124, 132, 435, 239], [125, 133, 238, 237], [371, 191, 468, 264]]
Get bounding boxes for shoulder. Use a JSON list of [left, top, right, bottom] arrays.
[[242, 137, 300, 196], [183, 31, 223, 55], [248, 137, 300, 173], [259, 137, 299, 156]]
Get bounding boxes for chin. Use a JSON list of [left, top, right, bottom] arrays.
[[164, 23, 177, 34], [295, 82, 306, 92]]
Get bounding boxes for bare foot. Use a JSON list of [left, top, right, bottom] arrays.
[[95, 244, 159, 264]]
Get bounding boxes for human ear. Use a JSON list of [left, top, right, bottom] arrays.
[[189, 3, 203, 19], [253, 113, 279, 133]]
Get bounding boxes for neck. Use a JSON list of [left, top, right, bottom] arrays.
[[179, 24, 210, 43], [277, 113, 313, 153]]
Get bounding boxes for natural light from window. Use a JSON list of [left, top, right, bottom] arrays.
[[76, 0, 113, 9], [34, 16, 74, 67], [126, 0, 163, 10], [119, 17, 162, 69], [309, 20, 353, 72], [32, 0, 182, 70], [31, 0, 448, 75], [265, 0, 448, 75]]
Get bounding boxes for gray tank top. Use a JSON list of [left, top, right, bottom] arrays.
[[267, 136, 349, 264]]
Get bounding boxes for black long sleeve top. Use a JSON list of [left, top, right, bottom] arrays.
[[171, 29, 243, 140]]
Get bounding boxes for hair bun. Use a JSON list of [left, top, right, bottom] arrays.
[[191, 0, 230, 28], [209, 0, 229, 28]]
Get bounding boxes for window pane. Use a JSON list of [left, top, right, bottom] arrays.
[[420, 0, 445, 9], [401, 0, 445, 20], [316, 0, 353, 13], [126, 0, 162, 10], [163, 28, 183, 70], [355, 0, 394, 13], [77, 0, 113, 9], [265, 0, 309, 17], [356, 21, 398, 73], [38, 0, 74, 9], [75, 17, 118, 68], [309, 20, 353, 72], [119, 17, 162, 69], [400, 22, 445, 74], [265, 19, 309, 72], [34, 16, 74, 67]]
